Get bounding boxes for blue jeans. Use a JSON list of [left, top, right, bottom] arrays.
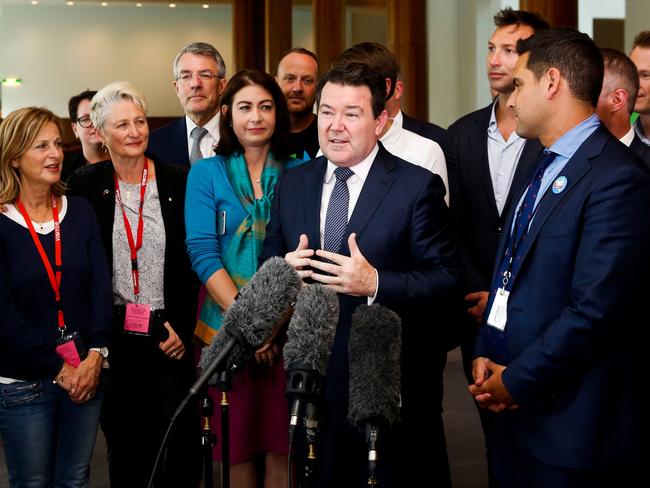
[[0, 379, 103, 488]]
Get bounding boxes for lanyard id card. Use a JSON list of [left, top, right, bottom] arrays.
[[55, 331, 87, 367], [124, 303, 153, 335], [487, 287, 509, 331]]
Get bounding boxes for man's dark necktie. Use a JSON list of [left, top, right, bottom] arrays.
[[323, 167, 354, 253]]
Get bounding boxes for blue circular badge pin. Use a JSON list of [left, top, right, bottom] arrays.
[[552, 176, 567, 194]]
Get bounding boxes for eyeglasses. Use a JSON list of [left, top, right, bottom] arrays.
[[76, 116, 93, 129], [177, 71, 221, 83]]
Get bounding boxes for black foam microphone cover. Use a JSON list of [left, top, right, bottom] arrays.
[[283, 283, 339, 375], [198, 256, 301, 385], [348, 303, 402, 428]]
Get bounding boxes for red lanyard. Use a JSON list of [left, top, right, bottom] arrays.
[[17, 194, 65, 333], [114, 159, 148, 297]]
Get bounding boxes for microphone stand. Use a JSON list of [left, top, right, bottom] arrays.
[[285, 367, 321, 488], [200, 394, 217, 488], [218, 370, 232, 488], [366, 423, 379, 487], [303, 402, 319, 488]]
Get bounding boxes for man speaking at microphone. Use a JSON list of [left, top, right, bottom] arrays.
[[261, 62, 463, 487]]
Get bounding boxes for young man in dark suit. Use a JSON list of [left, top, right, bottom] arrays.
[[261, 62, 463, 488], [147, 42, 227, 168], [470, 28, 650, 487]]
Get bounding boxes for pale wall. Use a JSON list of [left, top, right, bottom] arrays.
[[0, 4, 233, 117], [626, 0, 650, 51]]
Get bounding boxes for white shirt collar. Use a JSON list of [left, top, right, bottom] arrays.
[[185, 112, 220, 141], [324, 144, 379, 184], [394, 110, 404, 129], [620, 125, 635, 147], [3, 196, 68, 235]]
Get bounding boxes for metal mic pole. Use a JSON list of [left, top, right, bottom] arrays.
[[200, 393, 217, 488], [218, 370, 232, 488]]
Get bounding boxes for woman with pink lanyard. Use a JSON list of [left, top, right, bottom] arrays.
[[67, 81, 202, 487], [0, 107, 112, 487]]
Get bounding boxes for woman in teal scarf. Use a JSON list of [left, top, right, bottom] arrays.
[[185, 69, 306, 488]]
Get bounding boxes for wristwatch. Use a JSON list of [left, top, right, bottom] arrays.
[[90, 347, 109, 359]]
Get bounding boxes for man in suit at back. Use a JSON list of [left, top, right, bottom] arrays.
[[147, 42, 227, 168], [630, 31, 650, 147], [447, 7, 547, 378], [261, 62, 462, 487], [470, 28, 650, 487], [596, 48, 650, 167]]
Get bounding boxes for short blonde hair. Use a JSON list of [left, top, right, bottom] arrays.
[[0, 107, 64, 205], [90, 81, 147, 132]]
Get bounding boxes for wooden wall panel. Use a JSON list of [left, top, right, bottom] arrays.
[[388, 0, 427, 121], [520, 0, 577, 28], [265, 0, 292, 74], [313, 0, 344, 74], [233, 0, 266, 72]]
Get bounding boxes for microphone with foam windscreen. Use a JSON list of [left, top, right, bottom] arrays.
[[149, 257, 301, 488], [195, 256, 302, 392], [283, 283, 339, 447], [348, 304, 402, 486]]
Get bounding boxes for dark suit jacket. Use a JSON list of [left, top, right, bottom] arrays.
[[260, 143, 462, 485], [447, 103, 544, 293], [147, 117, 190, 168], [402, 111, 449, 156], [66, 157, 199, 352], [476, 126, 650, 469], [629, 133, 650, 169]]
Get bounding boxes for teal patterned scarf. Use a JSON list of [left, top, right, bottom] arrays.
[[198, 152, 284, 335]]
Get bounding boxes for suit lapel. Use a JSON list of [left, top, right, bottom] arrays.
[[502, 138, 544, 218], [173, 118, 190, 168], [303, 157, 327, 249], [513, 130, 606, 266], [472, 106, 499, 217], [340, 145, 397, 254]]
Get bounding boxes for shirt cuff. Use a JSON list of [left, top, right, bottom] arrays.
[[367, 268, 379, 305]]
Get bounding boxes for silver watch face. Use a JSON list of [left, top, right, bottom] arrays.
[[100, 347, 109, 358]]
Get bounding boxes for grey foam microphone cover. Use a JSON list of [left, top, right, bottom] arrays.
[[199, 256, 301, 382], [283, 284, 339, 375], [348, 303, 402, 427]]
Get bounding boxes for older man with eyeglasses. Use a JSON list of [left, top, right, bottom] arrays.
[[147, 42, 227, 168], [62, 89, 110, 181]]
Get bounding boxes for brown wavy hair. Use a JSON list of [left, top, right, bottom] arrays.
[[0, 107, 64, 205]]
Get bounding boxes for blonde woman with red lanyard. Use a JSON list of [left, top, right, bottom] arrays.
[[67, 81, 201, 488], [0, 107, 112, 487]]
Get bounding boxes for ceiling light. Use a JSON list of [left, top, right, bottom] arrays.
[[202, 4, 209, 8], [169, 3, 176, 7], [2, 78, 23, 87]]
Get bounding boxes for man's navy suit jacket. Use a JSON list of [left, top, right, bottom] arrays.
[[476, 126, 650, 469], [147, 117, 190, 168], [260, 144, 463, 483], [629, 132, 650, 169], [447, 103, 544, 293]]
